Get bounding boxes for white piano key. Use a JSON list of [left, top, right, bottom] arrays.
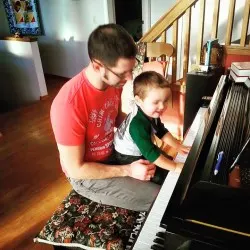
[[136, 241, 152, 248], [138, 228, 162, 238], [175, 154, 187, 163], [133, 108, 207, 250], [138, 235, 158, 245]]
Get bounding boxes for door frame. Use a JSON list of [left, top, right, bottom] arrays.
[[104, 0, 116, 23]]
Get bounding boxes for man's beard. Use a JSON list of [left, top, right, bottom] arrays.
[[101, 74, 125, 88]]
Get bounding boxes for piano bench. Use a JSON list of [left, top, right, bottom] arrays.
[[33, 190, 146, 250]]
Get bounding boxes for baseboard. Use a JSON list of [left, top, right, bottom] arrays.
[[40, 95, 49, 101], [44, 73, 70, 81]]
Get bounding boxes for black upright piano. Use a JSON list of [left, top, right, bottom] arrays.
[[160, 74, 250, 249], [133, 73, 250, 250]]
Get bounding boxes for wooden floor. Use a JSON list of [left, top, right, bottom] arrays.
[[0, 75, 183, 250], [0, 75, 72, 250]]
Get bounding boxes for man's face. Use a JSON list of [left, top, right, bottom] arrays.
[[99, 57, 136, 88]]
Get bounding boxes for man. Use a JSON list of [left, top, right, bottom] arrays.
[[50, 24, 160, 211]]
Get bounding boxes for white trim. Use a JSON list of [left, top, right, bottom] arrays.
[[103, 0, 109, 23], [30, 42, 48, 97], [142, 0, 151, 35], [105, 0, 116, 23], [34, 238, 105, 250]]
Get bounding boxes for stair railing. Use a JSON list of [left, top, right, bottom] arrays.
[[140, 0, 250, 87]]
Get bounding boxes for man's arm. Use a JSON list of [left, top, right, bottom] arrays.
[[57, 143, 156, 181], [115, 100, 127, 128]]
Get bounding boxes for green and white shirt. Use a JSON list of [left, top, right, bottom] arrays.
[[114, 105, 168, 162]]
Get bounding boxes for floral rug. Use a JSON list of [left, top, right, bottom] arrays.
[[34, 190, 146, 250]]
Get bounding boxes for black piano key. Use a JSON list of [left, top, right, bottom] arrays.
[[156, 231, 165, 239], [153, 237, 165, 245], [165, 233, 189, 249], [151, 244, 165, 250]]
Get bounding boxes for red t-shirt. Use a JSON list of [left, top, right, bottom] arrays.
[[50, 69, 122, 170]]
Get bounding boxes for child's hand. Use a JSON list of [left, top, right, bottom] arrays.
[[176, 144, 190, 155], [174, 162, 184, 173]]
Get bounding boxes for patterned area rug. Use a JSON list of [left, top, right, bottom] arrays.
[[34, 190, 146, 250]]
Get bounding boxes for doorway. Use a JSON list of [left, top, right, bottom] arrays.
[[114, 0, 143, 42]]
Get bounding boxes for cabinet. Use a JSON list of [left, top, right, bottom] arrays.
[[184, 69, 223, 135]]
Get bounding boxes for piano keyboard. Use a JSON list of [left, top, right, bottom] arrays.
[[133, 107, 207, 250]]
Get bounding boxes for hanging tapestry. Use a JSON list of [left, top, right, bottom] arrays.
[[3, 0, 42, 35]]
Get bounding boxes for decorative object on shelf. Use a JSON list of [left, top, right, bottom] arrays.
[[200, 39, 224, 72], [3, 0, 42, 36], [14, 31, 22, 38]]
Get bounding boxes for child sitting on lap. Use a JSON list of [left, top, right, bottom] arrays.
[[114, 71, 190, 184]]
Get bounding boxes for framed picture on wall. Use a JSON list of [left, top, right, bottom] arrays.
[[3, 0, 42, 36]]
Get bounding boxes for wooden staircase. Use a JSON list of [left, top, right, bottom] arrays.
[[140, 0, 250, 87], [140, 0, 250, 139]]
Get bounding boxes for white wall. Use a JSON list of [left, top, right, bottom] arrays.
[[141, 0, 176, 38], [150, 0, 176, 27], [1, 0, 248, 81], [38, 0, 108, 78], [0, 40, 47, 108], [0, 1, 10, 36]]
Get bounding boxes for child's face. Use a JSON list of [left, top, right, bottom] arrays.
[[136, 87, 171, 118]]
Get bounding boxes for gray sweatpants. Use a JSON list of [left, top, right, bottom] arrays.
[[67, 176, 160, 212]]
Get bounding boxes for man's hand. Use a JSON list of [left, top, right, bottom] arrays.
[[129, 159, 156, 181]]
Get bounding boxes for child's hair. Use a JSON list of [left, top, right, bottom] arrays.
[[88, 24, 137, 67], [133, 71, 170, 100]]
